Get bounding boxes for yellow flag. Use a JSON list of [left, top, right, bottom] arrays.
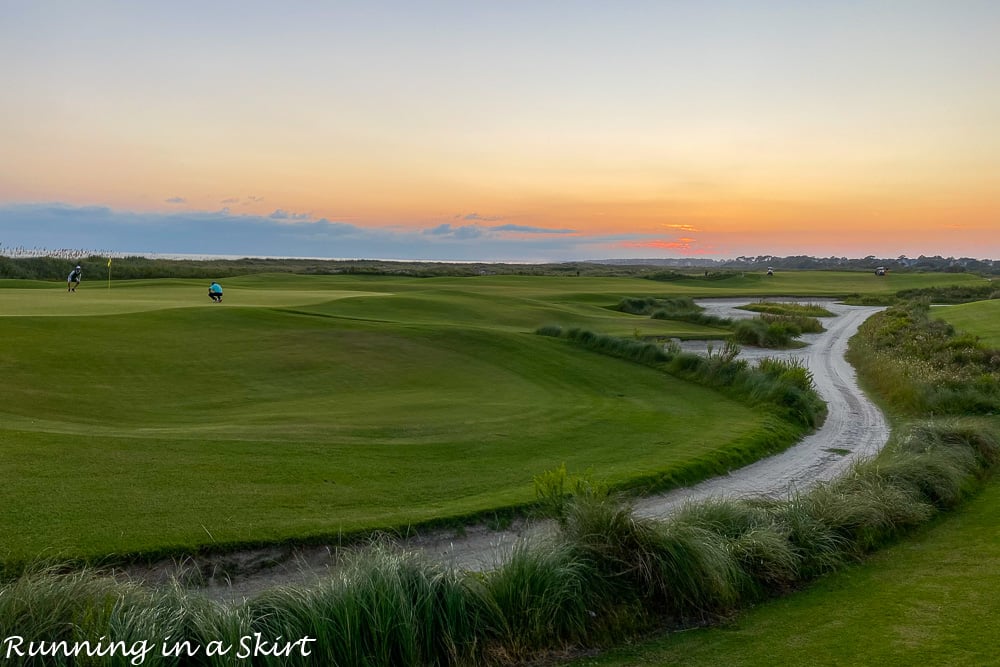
[[107, 257, 112, 267]]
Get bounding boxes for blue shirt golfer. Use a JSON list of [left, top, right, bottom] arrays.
[[208, 281, 223, 303], [67, 265, 82, 292]]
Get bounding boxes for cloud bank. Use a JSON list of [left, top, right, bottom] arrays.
[[0, 202, 701, 262]]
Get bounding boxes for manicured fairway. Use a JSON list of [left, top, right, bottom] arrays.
[[0, 275, 765, 561], [932, 298, 1000, 348], [0, 272, 989, 562]]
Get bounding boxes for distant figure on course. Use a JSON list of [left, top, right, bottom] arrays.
[[208, 281, 223, 303], [67, 265, 82, 292]]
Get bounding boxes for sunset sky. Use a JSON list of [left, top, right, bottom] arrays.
[[2, 2, 998, 261]]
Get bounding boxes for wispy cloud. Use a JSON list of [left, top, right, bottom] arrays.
[[220, 197, 240, 204], [423, 223, 484, 240], [165, 197, 186, 204], [460, 213, 505, 222], [490, 224, 577, 235], [661, 223, 698, 232], [619, 238, 698, 251]]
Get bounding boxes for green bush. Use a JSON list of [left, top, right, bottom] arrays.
[[849, 302, 1000, 416]]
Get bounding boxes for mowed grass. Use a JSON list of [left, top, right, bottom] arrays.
[[572, 456, 1000, 667], [1, 275, 775, 562], [0, 271, 988, 562], [932, 298, 1000, 348]]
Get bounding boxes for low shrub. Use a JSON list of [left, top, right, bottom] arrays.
[[534, 324, 563, 337], [848, 302, 1000, 416], [740, 302, 836, 318]]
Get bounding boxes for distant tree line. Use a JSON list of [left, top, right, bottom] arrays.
[[1, 253, 998, 281], [598, 254, 999, 275]]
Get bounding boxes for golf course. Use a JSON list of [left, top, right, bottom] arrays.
[[0, 268, 972, 563], [1, 264, 997, 666]]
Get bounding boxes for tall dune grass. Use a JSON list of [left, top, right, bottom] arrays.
[[0, 418, 996, 665], [848, 301, 1000, 415]]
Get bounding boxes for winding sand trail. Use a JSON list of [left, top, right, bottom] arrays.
[[635, 300, 888, 515], [143, 300, 888, 601]]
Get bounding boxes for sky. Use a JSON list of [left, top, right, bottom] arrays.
[[2, 1, 998, 262]]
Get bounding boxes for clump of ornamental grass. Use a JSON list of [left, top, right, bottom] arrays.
[[533, 462, 609, 526], [617, 296, 702, 317], [534, 324, 563, 337], [102, 583, 244, 667], [768, 496, 849, 580], [0, 565, 127, 644], [736, 356, 826, 428], [563, 327, 669, 365], [741, 302, 835, 318], [905, 418, 1000, 468], [760, 312, 826, 334], [794, 467, 935, 557], [480, 540, 607, 661], [867, 418, 999, 509], [247, 542, 490, 667], [559, 494, 740, 622], [672, 499, 800, 597]]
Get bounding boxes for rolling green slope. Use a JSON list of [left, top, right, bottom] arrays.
[[0, 277, 773, 561], [932, 298, 1000, 348]]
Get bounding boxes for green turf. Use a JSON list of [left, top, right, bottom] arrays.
[[0, 272, 987, 562], [932, 299, 1000, 348], [0, 276, 767, 561]]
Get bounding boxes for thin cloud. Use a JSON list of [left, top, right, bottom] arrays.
[[423, 223, 483, 240], [220, 197, 240, 204], [491, 224, 577, 234], [462, 213, 504, 222], [661, 223, 698, 232], [165, 197, 186, 204], [619, 238, 698, 251]]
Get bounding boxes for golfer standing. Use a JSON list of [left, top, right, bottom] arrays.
[[67, 265, 82, 292]]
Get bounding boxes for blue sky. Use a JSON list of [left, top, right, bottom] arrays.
[[2, 2, 998, 261]]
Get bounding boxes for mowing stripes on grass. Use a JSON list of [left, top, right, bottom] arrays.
[[3, 306, 779, 562]]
